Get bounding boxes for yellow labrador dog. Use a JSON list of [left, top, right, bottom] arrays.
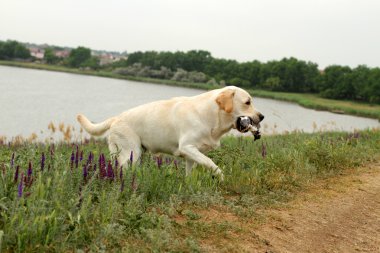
[[77, 86, 264, 180]]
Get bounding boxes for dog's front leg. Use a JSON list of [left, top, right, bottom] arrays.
[[179, 145, 224, 181]]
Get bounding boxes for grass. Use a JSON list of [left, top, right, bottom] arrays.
[[250, 89, 380, 121], [1, 60, 380, 121], [0, 130, 379, 252]]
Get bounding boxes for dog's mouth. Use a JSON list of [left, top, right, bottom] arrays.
[[236, 116, 261, 141]]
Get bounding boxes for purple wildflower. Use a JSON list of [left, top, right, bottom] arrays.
[[156, 156, 162, 169], [119, 166, 123, 180], [129, 151, 133, 165], [27, 162, 33, 186], [87, 152, 93, 165], [83, 164, 88, 182], [98, 153, 102, 166], [261, 142, 267, 158], [41, 152, 45, 171], [99, 155, 107, 179], [107, 161, 114, 180], [28, 161, 32, 178], [75, 146, 79, 168], [14, 165, 19, 183], [70, 151, 75, 169], [80, 150, 83, 162], [18, 173, 24, 197], [131, 171, 137, 192], [10, 153, 15, 168], [114, 158, 119, 168], [99, 154, 106, 168]]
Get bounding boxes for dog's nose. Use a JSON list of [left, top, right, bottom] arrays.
[[258, 113, 264, 122]]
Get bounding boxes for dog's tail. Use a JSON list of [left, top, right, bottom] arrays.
[[77, 114, 117, 136]]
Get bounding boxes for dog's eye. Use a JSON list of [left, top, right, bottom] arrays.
[[245, 100, 251, 105]]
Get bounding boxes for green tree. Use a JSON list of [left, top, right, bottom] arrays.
[[319, 65, 352, 99], [13, 43, 31, 59], [67, 47, 92, 68], [367, 68, 380, 103], [81, 56, 100, 70], [0, 40, 30, 59], [44, 48, 60, 64]]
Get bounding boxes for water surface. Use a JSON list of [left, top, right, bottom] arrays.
[[0, 65, 378, 140]]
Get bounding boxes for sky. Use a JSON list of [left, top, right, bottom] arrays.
[[1, 0, 380, 68]]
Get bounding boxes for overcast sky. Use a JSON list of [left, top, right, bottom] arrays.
[[1, 0, 379, 68]]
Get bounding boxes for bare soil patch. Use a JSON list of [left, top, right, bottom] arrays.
[[199, 162, 380, 253]]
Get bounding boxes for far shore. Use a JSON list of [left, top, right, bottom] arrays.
[[1, 60, 380, 121]]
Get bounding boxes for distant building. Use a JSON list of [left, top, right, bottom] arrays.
[[54, 50, 70, 58], [28, 47, 45, 59], [93, 51, 126, 65]]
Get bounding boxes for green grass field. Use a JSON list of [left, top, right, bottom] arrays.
[[250, 89, 380, 120], [1, 130, 379, 252], [1, 60, 379, 121]]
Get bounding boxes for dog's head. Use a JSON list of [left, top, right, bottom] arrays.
[[215, 86, 264, 134]]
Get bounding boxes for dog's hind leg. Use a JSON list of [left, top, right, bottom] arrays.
[[108, 125, 141, 168], [185, 159, 194, 176]]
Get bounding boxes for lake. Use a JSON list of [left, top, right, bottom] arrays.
[[0, 65, 379, 141]]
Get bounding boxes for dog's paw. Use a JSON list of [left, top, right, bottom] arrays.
[[212, 168, 224, 182]]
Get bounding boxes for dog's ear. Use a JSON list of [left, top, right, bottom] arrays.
[[216, 89, 235, 113]]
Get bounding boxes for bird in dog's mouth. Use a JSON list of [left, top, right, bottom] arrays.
[[236, 116, 261, 140]]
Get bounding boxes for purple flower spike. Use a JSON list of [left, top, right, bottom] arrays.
[[11, 153, 15, 168], [18, 173, 24, 197], [28, 162, 32, 178], [41, 152, 45, 171], [129, 151, 133, 165], [99, 156, 107, 179], [114, 159, 119, 168], [131, 171, 137, 192], [83, 164, 88, 182], [14, 165, 19, 183], [70, 151, 75, 169], [157, 157, 162, 169], [107, 161, 114, 180], [88, 152, 93, 164], [75, 146, 79, 168], [80, 151, 83, 162], [261, 142, 267, 158], [119, 166, 123, 180], [27, 162, 33, 186]]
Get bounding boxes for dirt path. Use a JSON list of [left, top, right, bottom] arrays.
[[253, 162, 380, 253]]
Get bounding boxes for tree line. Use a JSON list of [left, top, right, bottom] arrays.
[[0, 41, 98, 69], [113, 50, 380, 103], [0, 40, 31, 60], [1, 40, 379, 104]]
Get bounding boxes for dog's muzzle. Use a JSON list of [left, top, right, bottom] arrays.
[[236, 116, 261, 141]]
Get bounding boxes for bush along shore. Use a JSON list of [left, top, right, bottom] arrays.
[[1, 60, 380, 121], [0, 130, 379, 252]]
